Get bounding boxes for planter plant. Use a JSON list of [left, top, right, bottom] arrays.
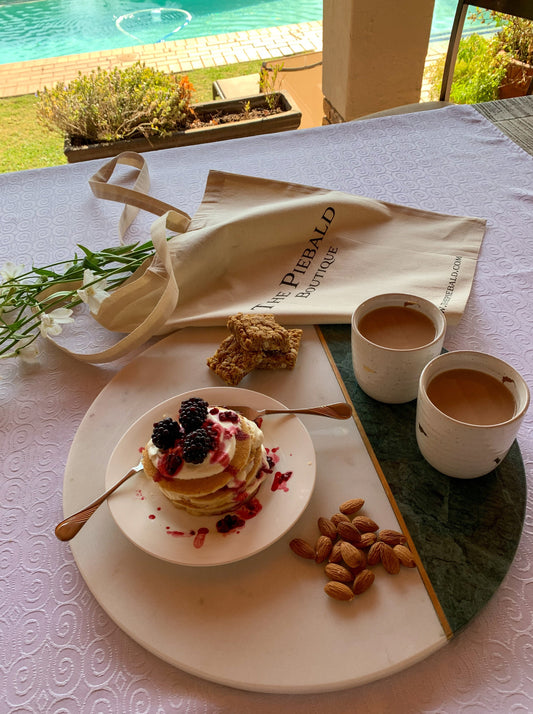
[[36, 62, 301, 163], [492, 14, 533, 97], [425, 13, 533, 103]]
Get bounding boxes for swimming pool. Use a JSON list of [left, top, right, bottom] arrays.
[[0, 0, 492, 65], [0, 0, 318, 64], [430, 0, 494, 41]]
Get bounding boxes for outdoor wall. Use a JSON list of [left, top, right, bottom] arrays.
[[322, 0, 436, 121]]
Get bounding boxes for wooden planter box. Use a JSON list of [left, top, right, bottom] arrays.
[[498, 58, 533, 99], [64, 91, 302, 164]]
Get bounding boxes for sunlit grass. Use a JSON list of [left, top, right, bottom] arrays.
[[0, 94, 65, 173]]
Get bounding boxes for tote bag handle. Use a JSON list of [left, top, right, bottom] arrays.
[[47, 152, 188, 362], [88, 151, 191, 239]]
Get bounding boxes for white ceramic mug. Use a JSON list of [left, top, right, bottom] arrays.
[[351, 293, 447, 403], [416, 350, 530, 478]]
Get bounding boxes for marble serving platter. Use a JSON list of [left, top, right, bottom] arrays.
[[62, 325, 525, 693]]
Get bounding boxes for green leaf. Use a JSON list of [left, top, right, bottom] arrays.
[[33, 267, 62, 279], [77, 244, 95, 259], [98, 243, 141, 256]]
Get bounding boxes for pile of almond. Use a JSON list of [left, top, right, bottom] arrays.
[[289, 498, 417, 602]]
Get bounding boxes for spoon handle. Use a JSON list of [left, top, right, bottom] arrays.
[[55, 462, 143, 541], [264, 402, 352, 419]]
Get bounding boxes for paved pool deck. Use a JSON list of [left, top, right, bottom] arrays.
[[0, 20, 446, 103], [0, 21, 323, 98]]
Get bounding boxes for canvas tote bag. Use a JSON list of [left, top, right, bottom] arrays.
[[52, 151, 487, 363]]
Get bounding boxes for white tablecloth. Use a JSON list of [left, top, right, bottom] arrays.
[[1, 105, 532, 713]]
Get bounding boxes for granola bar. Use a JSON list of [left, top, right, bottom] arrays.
[[206, 335, 262, 386], [257, 329, 303, 370], [227, 313, 290, 352]]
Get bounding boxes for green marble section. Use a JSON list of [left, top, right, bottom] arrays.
[[320, 324, 527, 634]]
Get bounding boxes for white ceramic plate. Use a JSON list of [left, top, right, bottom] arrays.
[[105, 386, 316, 566]]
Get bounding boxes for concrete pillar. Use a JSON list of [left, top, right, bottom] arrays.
[[322, 0, 436, 121]]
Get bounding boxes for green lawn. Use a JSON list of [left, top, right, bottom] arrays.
[[0, 95, 66, 173], [0, 60, 264, 174]]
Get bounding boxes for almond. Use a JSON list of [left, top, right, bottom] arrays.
[[378, 529, 407, 546], [337, 521, 361, 544], [352, 515, 379, 533], [355, 548, 367, 570], [394, 544, 416, 568], [324, 563, 354, 583], [317, 516, 337, 540], [331, 512, 351, 526], [356, 532, 377, 549], [367, 541, 385, 566], [339, 498, 365, 515], [289, 538, 315, 559], [324, 581, 354, 601], [352, 568, 375, 595], [340, 541, 365, 569], [380, 543, 401, 574], [328, 540, 344, 563], [315, 535, 333, 563]]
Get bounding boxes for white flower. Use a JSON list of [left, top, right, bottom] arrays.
[[0, 287, 14, 315], [0, 336, 43, 363], [16, 339, 42, 363], [39, 308, 74, 337], [77, 269, 110, 314], [0, 262, 24, 315], [0, 261, 24, 283]]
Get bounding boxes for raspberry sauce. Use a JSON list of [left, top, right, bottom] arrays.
[[193, 527, 209, 548], [271, 470, 293, 492], [235, 497, 262, 520], [166, 528, 195, 537]]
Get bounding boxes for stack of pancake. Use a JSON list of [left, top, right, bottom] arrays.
[[142, 404, 268, 516]]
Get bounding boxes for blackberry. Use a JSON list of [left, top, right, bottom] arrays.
[[182, 427, 212, 464], [151, 417, 181, 450], [216, 513, 245, 533], [205, 423, 218, 450], [179, 397, 208, 433]]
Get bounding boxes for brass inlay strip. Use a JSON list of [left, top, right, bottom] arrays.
[[315, 326, 453, 641]]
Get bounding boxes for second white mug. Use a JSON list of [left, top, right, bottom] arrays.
[[416, 350, 530, 478]]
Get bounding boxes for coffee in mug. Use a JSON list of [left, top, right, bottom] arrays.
[[416, 351, 529, 478], [426, 368, 516, 425], [358, 306, 436, 349], [351, 293, 446, 403]]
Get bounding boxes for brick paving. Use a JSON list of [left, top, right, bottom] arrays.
[[421, 39, 449, 100], [0, 21, 323, 98]]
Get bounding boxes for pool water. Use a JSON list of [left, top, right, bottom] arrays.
[[0, 0, 320, 63], [430, 0, 495, 41], [0, 0, 493, 65]]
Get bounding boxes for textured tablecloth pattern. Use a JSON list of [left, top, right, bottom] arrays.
[[1, 105, 532, 713]]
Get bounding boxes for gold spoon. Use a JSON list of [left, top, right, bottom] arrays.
[[55, 461, 143, 541], [223, 401, 353, 421]]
